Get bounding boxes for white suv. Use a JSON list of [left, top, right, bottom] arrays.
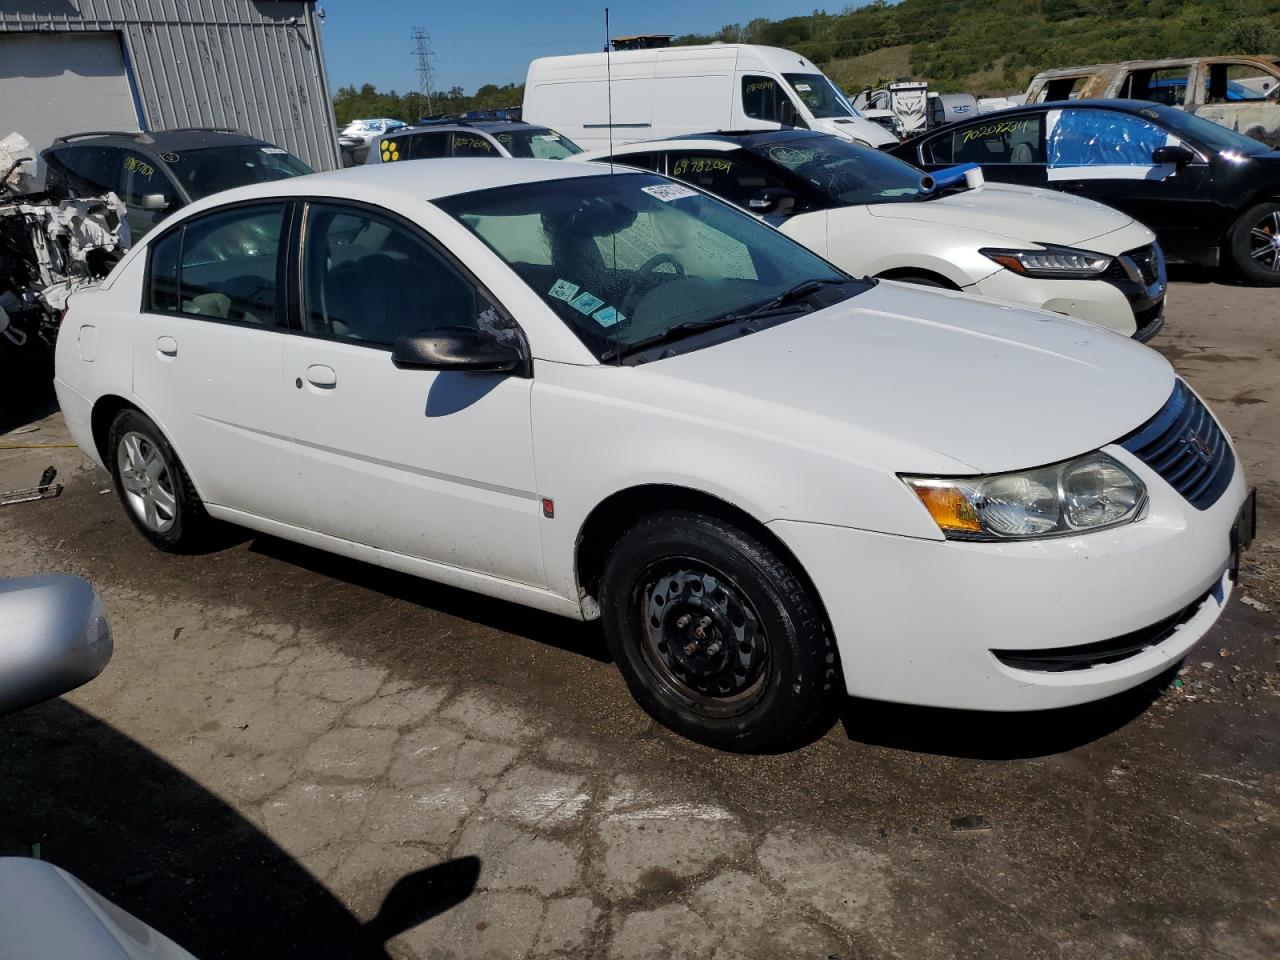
[[53, 160, 1252, 751]]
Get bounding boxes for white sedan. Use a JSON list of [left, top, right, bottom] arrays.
[[54, 159, 1252, 751], [577, 131, 1167, 341]]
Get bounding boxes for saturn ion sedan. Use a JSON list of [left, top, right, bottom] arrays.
[[54, 159, 1254, 751]]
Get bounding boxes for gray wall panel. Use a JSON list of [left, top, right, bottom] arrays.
[[1, 0, 341, 170]]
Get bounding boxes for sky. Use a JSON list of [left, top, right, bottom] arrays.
[[318, 0, 833, 95]]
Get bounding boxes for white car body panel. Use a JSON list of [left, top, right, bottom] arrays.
[[523, 43, 895, 152], [54, 159, 1246, 713]]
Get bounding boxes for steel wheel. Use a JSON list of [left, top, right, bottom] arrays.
[[116, 431, 178, 533], [1249, 209, 1280, 274], [637, 563, 769, 718]]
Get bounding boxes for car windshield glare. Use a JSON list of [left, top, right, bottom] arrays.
[[167, 145, 313, 200], [783, 73, 857, 118], [749, 137, 925, 205], [493, 129, 583, 159], [435, 172, 860, 360]]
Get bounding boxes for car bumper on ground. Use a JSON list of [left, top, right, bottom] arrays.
[[768, 452, 1250, 712]]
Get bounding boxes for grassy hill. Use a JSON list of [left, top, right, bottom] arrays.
[[676, 0, 1280, 96]]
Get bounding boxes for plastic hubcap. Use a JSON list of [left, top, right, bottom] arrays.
[[643, 568, 766, 711], [117, 432, 177, 533]]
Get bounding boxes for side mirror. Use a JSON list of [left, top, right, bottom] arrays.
[[747, 187, 797, 216], [1152, 144, 1195, 166], [0, 575, 112, 716], [391, 327, 524, 373], [140, 193, 169, 211], [778, 99, 800, 128]]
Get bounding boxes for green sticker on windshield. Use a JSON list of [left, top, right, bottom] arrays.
[[548, 279, 580, 302], [569, 291, 605, 315], [593, 306, 624, 328]]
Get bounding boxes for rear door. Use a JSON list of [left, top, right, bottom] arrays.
[[280, 200, 544, 584], [132, 201, 308, 526]]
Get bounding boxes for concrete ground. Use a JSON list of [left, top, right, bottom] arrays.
[[1, 276, 1277, 959]]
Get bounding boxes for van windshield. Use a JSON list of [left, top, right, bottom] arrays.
[[436, 172, 865, 362], [783, 73, 856, 119]]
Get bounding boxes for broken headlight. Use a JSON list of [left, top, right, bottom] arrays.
[[902, 452, 1146, 541], [980, 244, 1113, 279]]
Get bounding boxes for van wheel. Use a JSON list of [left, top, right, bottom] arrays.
[[599, 510, 836, 752], [107, 409, 212, 552], [1228, 201, 1280, 285]]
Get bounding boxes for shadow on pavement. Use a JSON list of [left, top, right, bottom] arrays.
[[250, 534, 610, 664], [0, 698, 479, 959], [838, 664, 1174, 760]]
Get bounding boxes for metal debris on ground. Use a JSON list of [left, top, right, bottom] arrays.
[[0, 466, 62, 506]]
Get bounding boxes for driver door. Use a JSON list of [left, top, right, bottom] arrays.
[[280, 201, 545, 585]]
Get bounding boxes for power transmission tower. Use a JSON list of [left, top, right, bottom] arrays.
[[411, 27, 435, 119]]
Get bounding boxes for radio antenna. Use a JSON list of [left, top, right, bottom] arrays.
[[604, 7, 620, 364]]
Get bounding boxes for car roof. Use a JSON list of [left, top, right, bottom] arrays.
[[49, 128, 273, 152], [400, 120, 548, 135]]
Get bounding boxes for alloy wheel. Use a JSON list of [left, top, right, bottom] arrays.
[[117, 431, 178, 533], [1249, 209, 1280, 273]]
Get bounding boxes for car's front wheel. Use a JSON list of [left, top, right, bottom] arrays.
[[1228, 201, 1280, 285], [107, 409, 212, 552], [599, 510, 837, 752]]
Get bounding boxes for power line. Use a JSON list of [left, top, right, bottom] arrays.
[[411, 27, 435, 117]]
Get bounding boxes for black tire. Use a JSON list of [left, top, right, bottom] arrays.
[[599, 510, 836, 752], [1227, 201, 1280, 286], [107, 408, 212, 552]]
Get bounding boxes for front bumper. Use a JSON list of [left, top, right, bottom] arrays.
[[768, 451, 1249, 712]]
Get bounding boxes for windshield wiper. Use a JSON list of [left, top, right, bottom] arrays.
[[723, 277, 851, 323], [599, 316, 745, 362]]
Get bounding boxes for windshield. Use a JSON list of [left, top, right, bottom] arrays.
[[165, 145, 313, 200], [436, 173, 862, 361], [783, 73, 856, 119], [749, 136, 925, 205], [1143, 105, 1272, 156], [493, 128, 583, 160]]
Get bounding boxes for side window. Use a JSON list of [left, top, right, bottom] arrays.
[[118, 150, 179, 211], [667, 152, 788, 208], [44, 145, 119, 197], [302, 203, 507, 346], [1036, 77, 1089, 103], [741, 75, 786, 122], [406, 133, 448, 160], [601, 151, 663, 173], [950, 115, 1044, 164], [1206, 63, 1272, 103], [1120, 67, 1191, 106], [922, 133, 954, 165], [159, 204, 285, 324], [1047, 109, 1176, 170], [450, 133, 498, 158]]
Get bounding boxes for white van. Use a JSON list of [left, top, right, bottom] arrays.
[[522, 43, 896, 152]]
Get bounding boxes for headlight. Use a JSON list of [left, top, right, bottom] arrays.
[[980, 244, 1113, 278], [903, 452, 1145, 541]]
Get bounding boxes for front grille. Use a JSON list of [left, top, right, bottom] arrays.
[[1103, 243, 1162, 286], [1133, 301, 1164, 342], [992, 586, 1214, 672], [1118, 380, 1233, 510]]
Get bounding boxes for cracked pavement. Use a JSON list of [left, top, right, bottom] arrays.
[[1, 275, 1278, 959]]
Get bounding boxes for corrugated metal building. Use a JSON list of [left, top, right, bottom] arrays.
[[0, 0, 340, 171]]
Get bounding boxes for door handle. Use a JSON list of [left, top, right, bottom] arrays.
[[304, 364, 337, 388], [156, 336, 178, 358]]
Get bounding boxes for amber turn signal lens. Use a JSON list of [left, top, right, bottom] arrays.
[[907, 482, 982, 535]]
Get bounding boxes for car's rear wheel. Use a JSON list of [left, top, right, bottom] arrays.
[[107, 409, 212, 552], [1228, 201, 1280, 285], [599, 510, 836, 752]]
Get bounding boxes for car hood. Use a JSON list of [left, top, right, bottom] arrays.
[[866, 182, 1134, 247], [641, 282, 1174, 474]]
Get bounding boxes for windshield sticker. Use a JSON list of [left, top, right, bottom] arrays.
[[548, 279, 580, 302], [671, 157, 733, 177], [794, 83, 812, 91], [592, 306, 624, 328], [535, 133, 561, 141], [569, 291, 605, 315], [642, 183, 698, 202], [261, 146, 287, 155], [160, 152, 180, 163], [124, 155, 155, 180], [380, 140, 401, 162]]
